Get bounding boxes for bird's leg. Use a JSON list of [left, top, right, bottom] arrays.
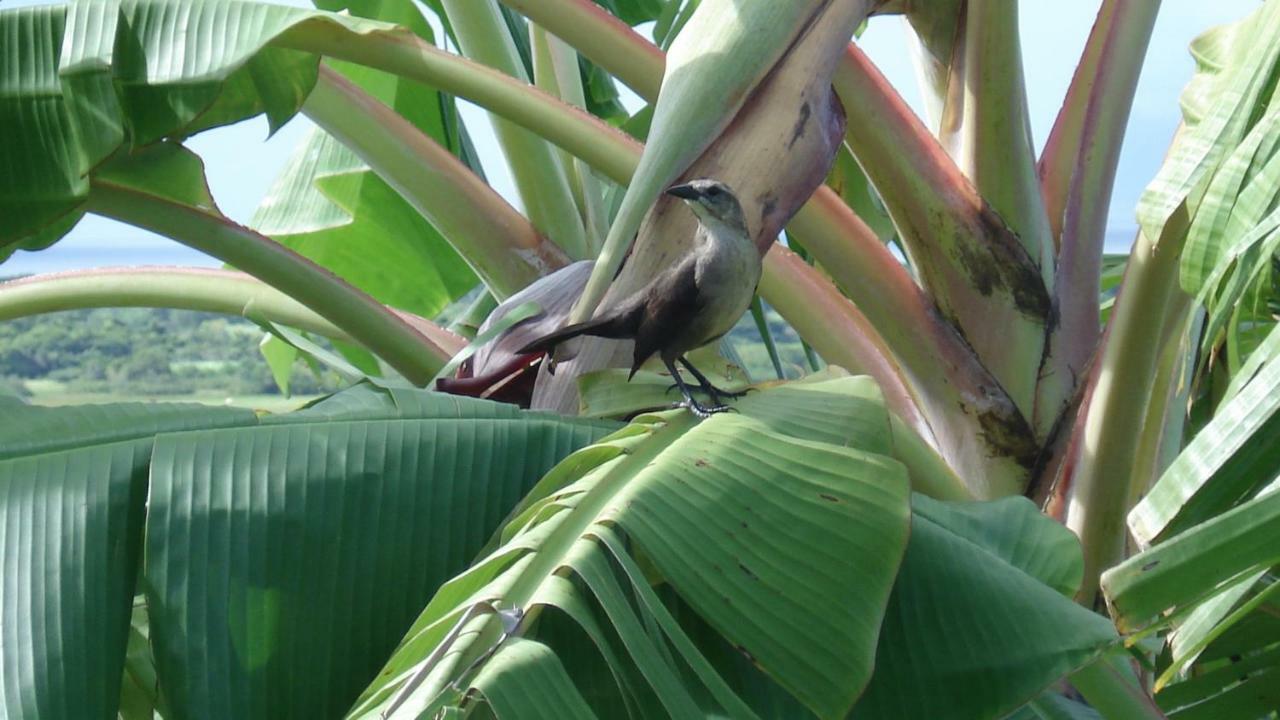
[[663, 358, 731, 418], [678, 357, 751, 404]]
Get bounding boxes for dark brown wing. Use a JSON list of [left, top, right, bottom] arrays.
[[629, 255, 702, 377], [515, 299, 645, 356]]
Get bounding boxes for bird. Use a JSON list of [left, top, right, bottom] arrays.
[[517, 178, 761, 418]]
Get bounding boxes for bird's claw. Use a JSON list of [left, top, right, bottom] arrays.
[[672, 399, 735, 419]]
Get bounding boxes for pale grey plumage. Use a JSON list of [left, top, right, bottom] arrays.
[[518, 178, 761, 416]]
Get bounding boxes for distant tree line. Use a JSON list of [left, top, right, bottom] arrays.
[[0, 288, 808, 403], [0, 307, 342, 398]]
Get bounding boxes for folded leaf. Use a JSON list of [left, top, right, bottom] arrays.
[[853, 495, 1116, 720], [352, 377, 912, 720], [0, 401, 255, 719]]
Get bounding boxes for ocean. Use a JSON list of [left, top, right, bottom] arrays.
[[2, 244, 222, 277], [1, 228, 1143, 279]]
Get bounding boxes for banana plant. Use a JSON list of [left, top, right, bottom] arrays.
[[2, 0, 1279, 716]]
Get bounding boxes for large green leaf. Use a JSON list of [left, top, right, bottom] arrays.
[[1149, 567, 1280, 705], [1128, 352, 1280, 546], [469, 637, 599, 718], [252, 0, 479, 321], [1103, 482, 1280, 632], [1193, 600, 1280, 669], [1157, 614, 1280, 718], [1163, 671, 1280, 718], [279, 380, 529, 422], [351, 377, 913, 719], [1, 4, 111, 246], [1176, 0, 1280, 282], [852, 495, 1117, 720], [0, 400, 254, 462], [576, 364, 971, 501], [0, 0, 398, 253], [0, 401, 254, 719], [1135, 0, 1280, 370], [1137, 0, 1280, 248], [252, 127, 477, 318], [0, 385, 612, 718], [306, 382, 531, 421], [0, 445, 145, 720], [142, 385, 616, 719]]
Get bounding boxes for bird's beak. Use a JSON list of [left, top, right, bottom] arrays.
[[665, 182, 701, 200]]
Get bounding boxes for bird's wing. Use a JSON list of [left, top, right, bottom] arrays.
[[514, 298, 645, 356], [630, 254, 702, 374]]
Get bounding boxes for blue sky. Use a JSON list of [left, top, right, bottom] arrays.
[[4, 2, 1262, 274]]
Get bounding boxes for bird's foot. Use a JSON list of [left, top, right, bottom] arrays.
[[673, 398, 736, 419]]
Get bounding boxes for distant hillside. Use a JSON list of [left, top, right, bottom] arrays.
[[0, 293, 812, 406], [0, 307, 342, 401]]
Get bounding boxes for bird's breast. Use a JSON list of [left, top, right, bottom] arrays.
[[688, 230, 761, 344]]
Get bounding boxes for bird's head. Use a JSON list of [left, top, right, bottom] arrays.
[[666, 179, 747, 231]]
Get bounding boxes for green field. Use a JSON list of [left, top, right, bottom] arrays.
[[0, 307, 343, 409], [20, 378, 318, 413], [1, 305, 812, 412]]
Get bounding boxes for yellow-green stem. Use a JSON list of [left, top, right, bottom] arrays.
[[0, 267, 463, 363], [530, 24, 610, 254], [889, 413, 973, 502], [1037, 0, 1161, 436], [440, 0, 589, 260], [304, 66, 563, 298], [1126, 291, 1194, 515], [956, 0, 1055, 280], [759, 246, 920, 431], [278, 27, 642, 186], [86, 183, 445, 387], [834, 45, 1049, 420], [1068, 213, 1191, 605], [498, 0, 665, 100]]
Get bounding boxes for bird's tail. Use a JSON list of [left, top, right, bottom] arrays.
[[516, 306, 641, 357]]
